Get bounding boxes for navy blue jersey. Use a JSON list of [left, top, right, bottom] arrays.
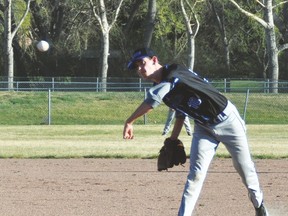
[[162, 64, 228, 124]]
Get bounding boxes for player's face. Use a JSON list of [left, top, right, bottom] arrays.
[[135, 57, 156, 79]]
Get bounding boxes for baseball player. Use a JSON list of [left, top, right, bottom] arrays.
[[163, 108, 192, 136], [123, 47, 269, 216]]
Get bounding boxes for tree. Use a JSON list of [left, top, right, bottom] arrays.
[[143, 0, 156, 47], [152, 1, 185, 60], [274, 2, 288, 79], [208, 0, 231, 74], [180, 0, 201, 70], [26, 0, 103, 77], [3, 0, 31, 90], [89, 0, 124, 91], [229, 0, 288, 93], [123, 0, 145, 35]]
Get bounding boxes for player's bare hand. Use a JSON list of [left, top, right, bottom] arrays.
[[123, 123, 134, 139]]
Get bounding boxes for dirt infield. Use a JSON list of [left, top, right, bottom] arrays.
[[0, 158, 287, 216]]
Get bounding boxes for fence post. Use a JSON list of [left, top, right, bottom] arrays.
[[139, 78, 142, 92], [48, 89, 51, 125], [243, 89, 250, 122], [51, 77, 54, 92], [265, 79, 270, 93], [144, 88, 147, 124]]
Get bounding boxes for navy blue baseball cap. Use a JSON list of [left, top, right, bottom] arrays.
[[127, 48, 156, 69]]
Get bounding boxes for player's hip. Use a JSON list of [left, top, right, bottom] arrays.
[[195, 101, 246, 137]]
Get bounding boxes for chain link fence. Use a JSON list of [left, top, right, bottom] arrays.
[[1, 88, 288, 125], [1, 77, 288, 93], [1, 77, 288, 125], [0, 77, 153, 92]]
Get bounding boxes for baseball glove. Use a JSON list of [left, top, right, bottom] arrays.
[[157, 138, 186, 171]]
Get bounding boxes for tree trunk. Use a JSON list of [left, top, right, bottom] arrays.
[[265, 0, 279, 93], [229, 0, 280, 93], [101, 32, 109, 92], [4, 0, 14, 90], [180, 0, 199, 70], [143, 0, 156, 47], [90, 0, 124, 92], [187, 35, 195, 70], [4, 0, 31, 90], [124, 0, 144, 34], [209, 1, 230, 74]]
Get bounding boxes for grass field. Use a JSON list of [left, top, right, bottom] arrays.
[[1, 91, 288, 125], [0, 125, 287, 159], [1, 91, 287, 159]]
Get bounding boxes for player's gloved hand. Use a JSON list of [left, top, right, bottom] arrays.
[[157, 138, 186, 171]]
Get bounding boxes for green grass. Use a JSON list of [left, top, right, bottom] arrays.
[[0, 91, 287, 159], [0, 91, 288, 125], [0, 125, 287, 159], [212, 80, 267, 92]]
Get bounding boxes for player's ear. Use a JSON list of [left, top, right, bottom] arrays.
[[151, 56, 158, 64]]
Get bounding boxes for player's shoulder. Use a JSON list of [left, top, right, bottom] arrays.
[[163, 64, 189, 79]]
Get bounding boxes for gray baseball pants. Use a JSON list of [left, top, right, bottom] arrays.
[[178, 101, 263, 216]]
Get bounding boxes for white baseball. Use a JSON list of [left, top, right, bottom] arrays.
[[36, 40, 49, 52]]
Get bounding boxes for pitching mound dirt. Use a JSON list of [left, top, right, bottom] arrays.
[[0, 158, 287, 216]]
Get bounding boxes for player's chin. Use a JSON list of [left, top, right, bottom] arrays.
[[137, 71, 147, 79], [141, 74, 151, 80], [138, 74, 145, 79]]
